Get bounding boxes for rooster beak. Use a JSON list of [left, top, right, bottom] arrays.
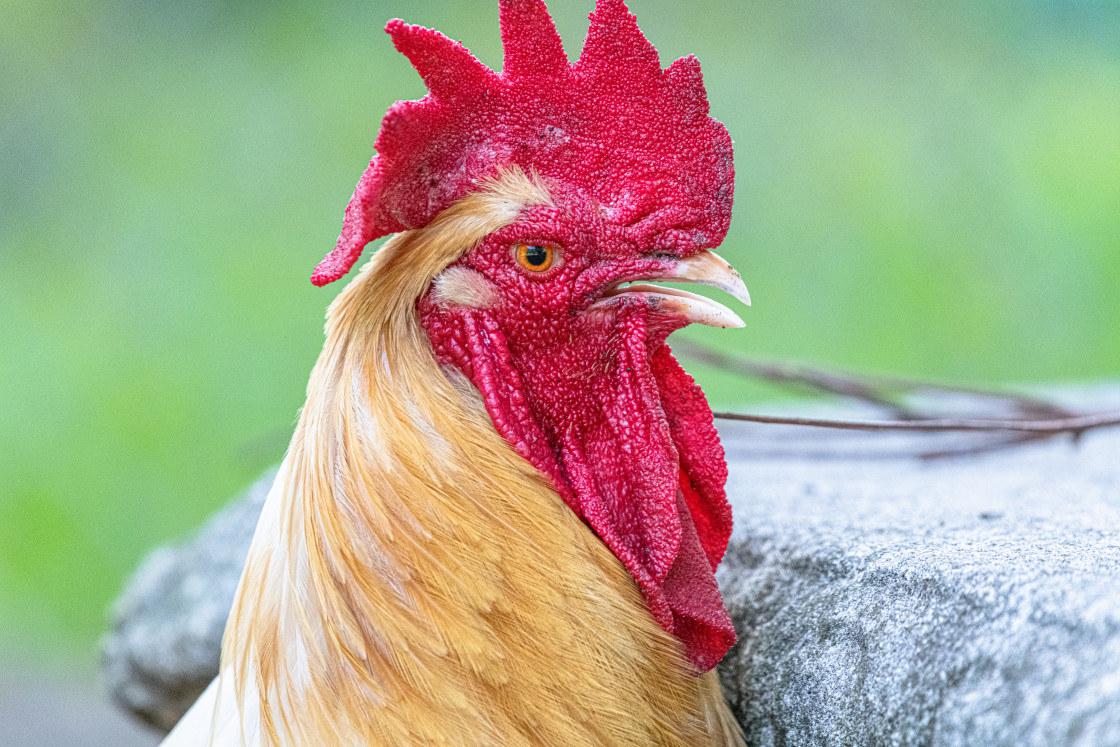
[[665, 250, 751, 308], [592, 249, 751, 329]]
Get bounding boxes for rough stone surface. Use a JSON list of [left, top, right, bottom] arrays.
[[104, 390, 1120, 745], [102, 468, 274, 731]]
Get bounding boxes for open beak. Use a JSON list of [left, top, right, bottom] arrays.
[[592, 250, 751, 329]]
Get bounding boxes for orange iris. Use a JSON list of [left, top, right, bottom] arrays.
[[514, 244, 555, 273]]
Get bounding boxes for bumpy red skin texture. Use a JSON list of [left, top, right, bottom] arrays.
[[419, 188, 736, 672], [313, 0, 734, 286]]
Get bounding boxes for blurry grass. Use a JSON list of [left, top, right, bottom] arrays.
[[0, 0, 1117, 660]]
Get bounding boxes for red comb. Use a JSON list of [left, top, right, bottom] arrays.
[[312, 0, 734, 286]]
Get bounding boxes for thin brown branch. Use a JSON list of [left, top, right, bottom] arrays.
[[673, 340, 1074, 421], [673, 340, 915, 415], [712, 410, 1120, 435], [676, 340, 1118, 457], [916, 433, 1052, 460]]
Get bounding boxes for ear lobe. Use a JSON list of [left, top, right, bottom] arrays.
[[430, 267, 501, 309]]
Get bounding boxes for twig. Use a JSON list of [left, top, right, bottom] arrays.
[[674, 340, 1074, 421], [916, 433, 1051, 460], [674, 340, 916, 416], [672, 341, 1120, 456], [711, 410, 1120, 435]]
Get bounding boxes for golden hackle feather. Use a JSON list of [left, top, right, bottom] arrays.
[[162, 168, 745, 746]]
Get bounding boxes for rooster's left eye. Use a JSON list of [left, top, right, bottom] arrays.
[[514, 244, 556, 273]]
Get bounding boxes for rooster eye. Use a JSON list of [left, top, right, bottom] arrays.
[[514, 243, 556, 273]]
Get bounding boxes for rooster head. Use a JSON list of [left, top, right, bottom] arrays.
[[317, 0, 749, 672]]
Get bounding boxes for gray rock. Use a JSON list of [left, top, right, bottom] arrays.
[[104, 390, 1120, 745], [717, 387, 1120, 746], [102, 468, 273, 731]]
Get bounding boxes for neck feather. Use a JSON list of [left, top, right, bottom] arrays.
[[219, 171, 735, 746]]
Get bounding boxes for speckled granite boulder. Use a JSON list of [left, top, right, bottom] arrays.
[[104, 389, 1120, 745]]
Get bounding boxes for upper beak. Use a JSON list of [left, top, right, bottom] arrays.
[[592, 249, 751, 329], [661, 249, 751, 308]]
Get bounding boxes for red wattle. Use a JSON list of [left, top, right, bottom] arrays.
[[654, 345, 733, 571], [422, 300, 736, 671], [662, 488, 736, 672]]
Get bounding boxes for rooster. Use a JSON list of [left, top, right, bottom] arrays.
[[162, 1, 751, 744]]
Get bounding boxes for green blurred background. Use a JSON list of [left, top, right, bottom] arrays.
[[1, 0, 1117, 674]]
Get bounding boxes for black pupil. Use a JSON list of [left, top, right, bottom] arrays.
[[525, 245, 548, 266]]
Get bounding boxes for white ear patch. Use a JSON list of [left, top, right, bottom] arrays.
[[430, 266, 501, 309]]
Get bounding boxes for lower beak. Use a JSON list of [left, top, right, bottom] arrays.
[[592, 250, 751, 329]]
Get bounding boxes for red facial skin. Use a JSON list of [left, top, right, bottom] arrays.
[[419, 185, 736, 672]]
